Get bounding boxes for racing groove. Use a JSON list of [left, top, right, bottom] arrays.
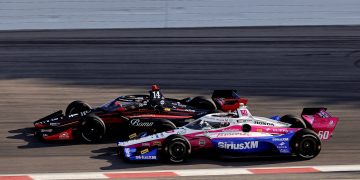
[[0, 26, 359, 175]]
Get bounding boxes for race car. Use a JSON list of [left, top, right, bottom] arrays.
[[117, 104, 338, 162], [34, 85, 246, 143]]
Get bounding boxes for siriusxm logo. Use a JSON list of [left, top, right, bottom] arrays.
[[218, 141, 259, 150]]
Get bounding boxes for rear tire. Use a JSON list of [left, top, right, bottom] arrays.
[[291, 129, 321, 160], [162, 135, 190, 163], [189, 96, 216, 110], [153, 122, 176, 134], [65, 100, 91, 116], [80, 115, 106, 143], [280, 114, 306, 128]]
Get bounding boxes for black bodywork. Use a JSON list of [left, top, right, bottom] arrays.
[[33, 88, 243, 142]]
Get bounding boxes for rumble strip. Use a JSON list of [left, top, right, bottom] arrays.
[[1, 165, 360, 179]]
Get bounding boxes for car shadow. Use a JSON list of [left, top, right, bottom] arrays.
[[90, 146, 301, 170], [7, 127, 122, 149]]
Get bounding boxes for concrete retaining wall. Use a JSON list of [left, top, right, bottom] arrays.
[[1, 0, 360, 30]]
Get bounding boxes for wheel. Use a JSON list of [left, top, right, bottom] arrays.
[[153, 122, 176, 134], [80, 115, 106, 143], [189, 96, 216, 110], [291, 129, 321, 160], [65, 100, 91, 116], [162, 135, 191, 163], [280, 114, 306, 128]]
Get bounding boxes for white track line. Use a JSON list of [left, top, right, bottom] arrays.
[[0, 164, 359, 180]]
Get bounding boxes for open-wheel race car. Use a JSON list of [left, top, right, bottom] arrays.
[[117, 104, 339, 162], [33, 86, 246, 143]]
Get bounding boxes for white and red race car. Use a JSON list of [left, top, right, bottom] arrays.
[[117, 104, 339, 163]]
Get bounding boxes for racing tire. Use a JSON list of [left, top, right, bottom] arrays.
[[65, 100, 91, 116], [162, 135, 191, 163], [189, 96, 216, 110], [79, 115, 106, 143], [153, 122, 177, 134], [280, 114, 307, 128], [291, 129, 321, 160]]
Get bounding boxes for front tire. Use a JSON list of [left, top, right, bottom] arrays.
[[80, 115, 106, 143], [162, 135, 190, 163], [291, 129, 321, 160], [65, 100, 91, 116]]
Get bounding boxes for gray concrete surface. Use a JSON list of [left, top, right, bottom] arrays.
[[0, 26, 359, 178], [1, 0, 360, 30]]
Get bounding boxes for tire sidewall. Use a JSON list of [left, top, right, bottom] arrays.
[[163, 136, 190, 163], [280, 114, 307, 128], [80, 115, 106, 143], [190, 96, 216, 110], [65, 100, 91, 116], [292, 129, 321, 160]]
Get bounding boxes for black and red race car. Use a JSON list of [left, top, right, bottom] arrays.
[[34, 85, 246, 143]]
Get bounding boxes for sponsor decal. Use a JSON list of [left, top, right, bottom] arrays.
[[199, 139, 206, 146], [222, 128, 239, 132], [272, 138, 289, 142], [130, 119, 154, 127], [240, 119, 253, 123], [49, 123, 60, 126], [318, 110, 330, 118], [240, 110, 248, 116], [183, 109, 195, 112], [164, 108, 171, 112], [40, 129, 53, 133], [279, 149, 289, 153], [153, 141, 162, 146], [177, 128, 186, 135], [124, 148, 132, 157], [268, 128, 289, 133], [135, 156, 156, 160], [277, 142, 288, 150], [256, 128, 262, 132], [129, 133, 137, 139], [141, 148, 149, 154], [160, 100, 165, 105], [218, 141, 258, 150], [216, 132, 247, 137], [142, 143, 151, 146], [59, 132, 70, 140], [254, 121, 275, 126]]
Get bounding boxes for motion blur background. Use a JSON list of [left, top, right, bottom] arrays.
[[0, 0, 360, 179], [1, 0, 360, 30]]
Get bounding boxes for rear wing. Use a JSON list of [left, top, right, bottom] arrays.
[[212, 90, 248, 112], [301, 108, 339, 140]]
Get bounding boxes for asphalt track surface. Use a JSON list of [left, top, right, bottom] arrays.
[[0, 26, 360, 178]]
